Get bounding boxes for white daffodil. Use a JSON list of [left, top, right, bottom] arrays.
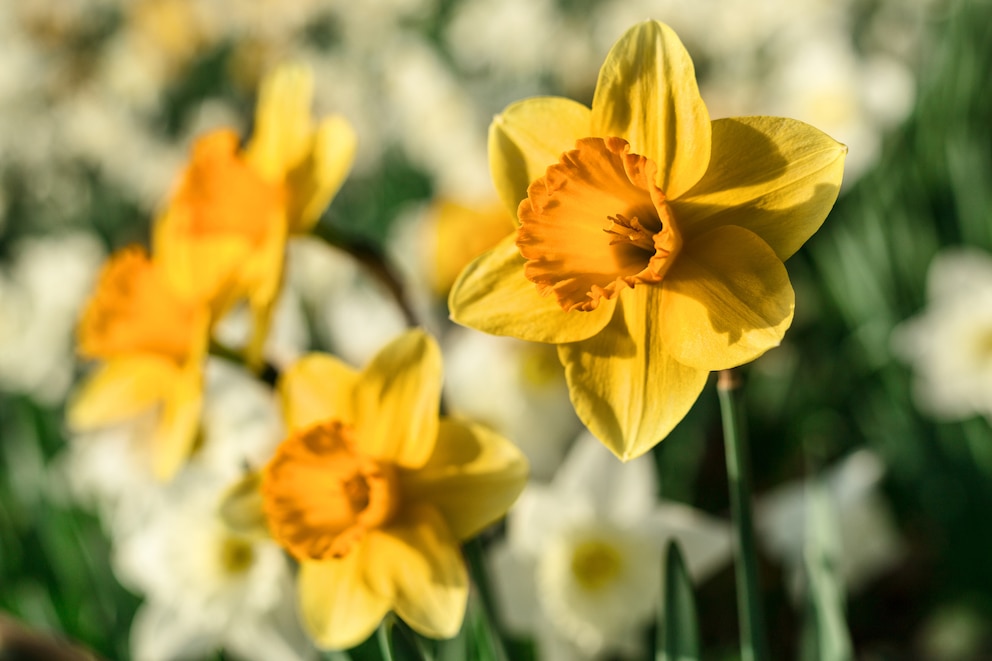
[[63, 360, 312, 660], [490, 433, 731, 660], [892, 248, 992, 422], [755, 450, 904, 595], [0, 232, 104, 404], [113, 468, 314, 661]]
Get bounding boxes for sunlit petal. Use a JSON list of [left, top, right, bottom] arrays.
[[674, 116, 847, 259], [661, 226, 794, 371], [591, 21, 710, 199], [244, 63, 315, 182], [364, 506, 468, 639], [278, 353, 359, 431], [449, 233, 617, 343], [400, 419, 528, 540], [288, 115, 358, 233], [298, 551, 391, 650], [354, 330, 441, 468], [489, 97, 591, 217], [67, 357, 177, 429], [558, 286, 709, 460]]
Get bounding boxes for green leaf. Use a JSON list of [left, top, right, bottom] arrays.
[[800, 479, 854, 661], [657, 540, 701, 661]]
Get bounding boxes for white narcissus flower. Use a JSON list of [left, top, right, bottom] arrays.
[[113, 469, 314, 661], [891, 248, 992, 422], [490, 433, 731, 660], [755, 450, 904, 595], [0, 232, 104, 404], [60, 359, 312, 660]]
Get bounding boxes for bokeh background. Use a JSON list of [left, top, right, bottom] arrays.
[[1, 0, 991, 658]]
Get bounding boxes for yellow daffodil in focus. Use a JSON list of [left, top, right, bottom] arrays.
[[154, 63, 356, 366], [449, 20, 847, 461], [262, 329, 528, 649], [69, 247, 210, 481]]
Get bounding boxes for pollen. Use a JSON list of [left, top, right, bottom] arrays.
[[262, 420, 399, 561]]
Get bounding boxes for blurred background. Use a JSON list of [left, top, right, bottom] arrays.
[[1, 0, 991, 658]]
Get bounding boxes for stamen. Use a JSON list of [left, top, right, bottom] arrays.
[[603, 214, 656, 252]]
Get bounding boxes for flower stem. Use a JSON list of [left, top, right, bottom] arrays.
[[312, 223, 420, 328], [717, 369, 769, 661]]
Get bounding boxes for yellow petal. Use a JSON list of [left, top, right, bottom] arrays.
[[278, 353, 360, 431], [673, 116, 847, 260], [448, 233, 617, 343], [489, 97, 591, 217], [153, 208, 254, 309], [287, 115, 358, 233], [661, 226, 795, 371], [151, 362, 203, 481], [245, 63, 315, 182], [591, 20, 711, 199], [240, 217, 289, 369], [558, 286, 709, 460], [354, 330, 441, 469], [66, 356, 178, 430], [298, 551, 391, 650], [400, 419, 528, 540], [364, 505, 468, 639]]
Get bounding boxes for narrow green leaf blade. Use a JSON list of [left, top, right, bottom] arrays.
[[801, 479, 854, 661], [658, 540, 701, 661]]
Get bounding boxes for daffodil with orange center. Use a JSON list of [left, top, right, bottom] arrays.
[[261, 329, 528, 649], [154, 63, 356, 366], [69, 246, 210, 480], [449, 20, 847, 460]]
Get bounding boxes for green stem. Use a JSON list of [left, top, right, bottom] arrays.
[[717, 369, 769, 661]]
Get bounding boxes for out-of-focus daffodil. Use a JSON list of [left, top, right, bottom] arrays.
[[449, 20, 846, 460], [261, 329, 528, 649], [155, 63, 356, 366], [244, 63, 358, 235], [68, 246, 210, 481]]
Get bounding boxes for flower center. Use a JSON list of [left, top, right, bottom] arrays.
[[219, 536, 255, 575], [78, 246, 200, 362], [517, 137, 681, 312], [570, 539, 624, 591], [262, 420, 399, 560]]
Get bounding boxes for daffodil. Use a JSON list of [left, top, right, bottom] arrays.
[[449, 20, 846, 460], [68, 246, 210, 481], [261, 329, 528, 649], [154, 63, 356, 366]]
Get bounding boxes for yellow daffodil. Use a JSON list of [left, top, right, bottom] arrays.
[[448, 20, 846, 461], [154, 63, 356, 366], [69, 246, 210, 480], [261, 329, 528, 649]]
